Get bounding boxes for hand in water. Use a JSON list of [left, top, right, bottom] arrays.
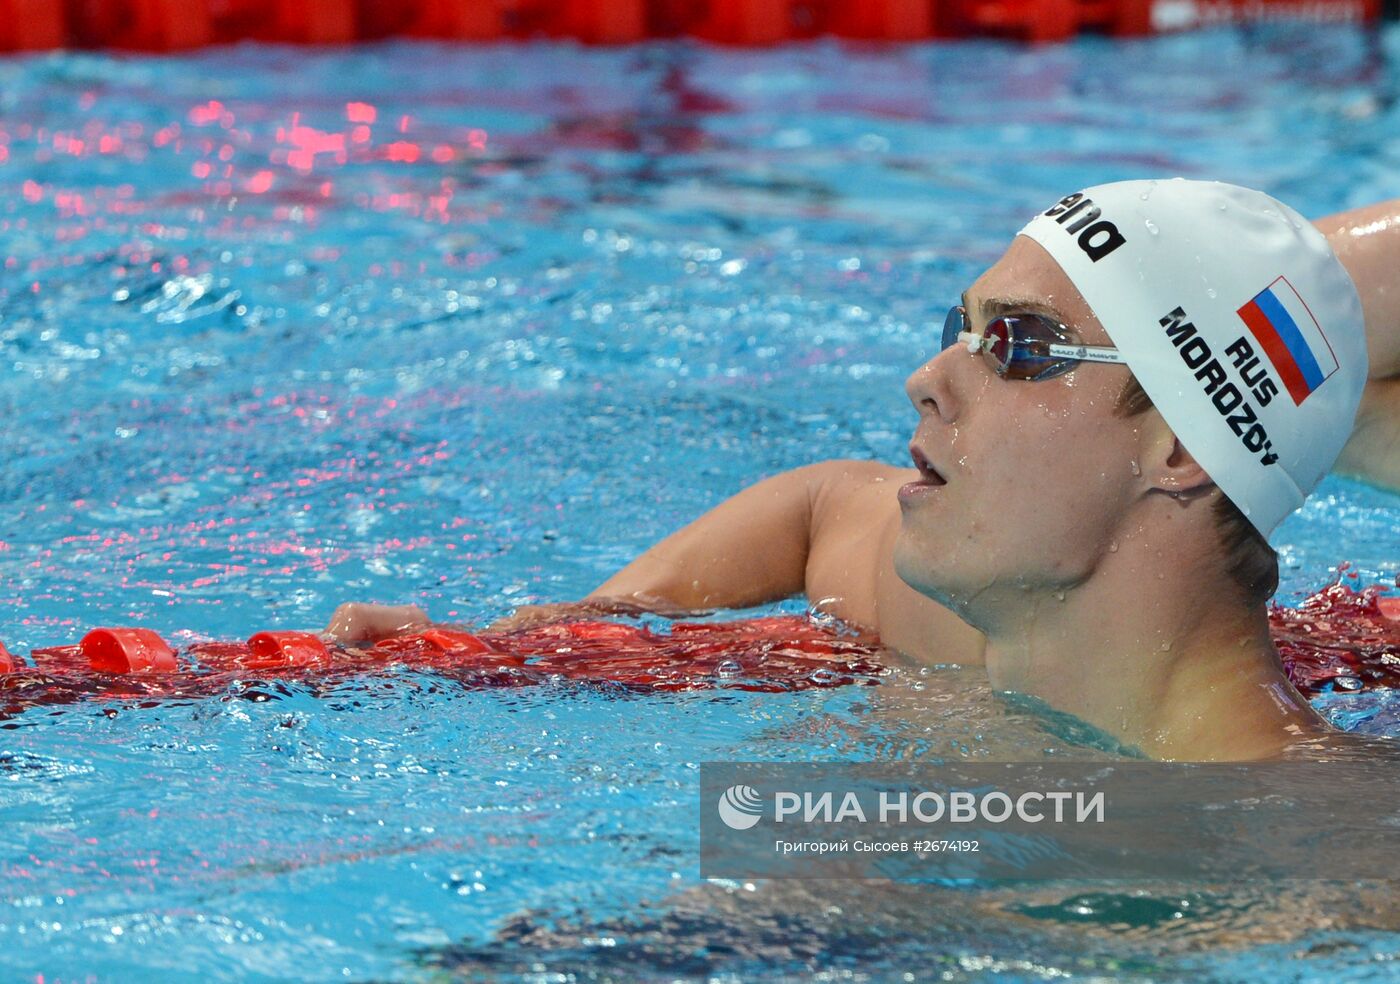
[[324, 602, 432, 643], [486, 596, 707, 633]]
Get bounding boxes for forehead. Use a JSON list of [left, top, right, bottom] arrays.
[[965, 236, 1110, 344]]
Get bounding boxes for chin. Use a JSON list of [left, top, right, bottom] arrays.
[[895, 533, 1007, 633], [894, 535, 960, 607]]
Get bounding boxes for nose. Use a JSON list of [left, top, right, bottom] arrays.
[[904, 345, 968, 423]]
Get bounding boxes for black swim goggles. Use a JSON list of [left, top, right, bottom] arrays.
[[942, 305, 1126, 381]]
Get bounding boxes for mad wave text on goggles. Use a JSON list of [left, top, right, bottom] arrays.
[[942, 305, 1127, 381]]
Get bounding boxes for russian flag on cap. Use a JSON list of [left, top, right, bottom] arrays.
[[1236, 276, 1339, 407]]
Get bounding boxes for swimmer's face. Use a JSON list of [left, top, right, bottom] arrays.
[[895, 236, 1152, 628]]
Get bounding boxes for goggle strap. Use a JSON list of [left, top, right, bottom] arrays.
[[1044, 343, 1126, 364]]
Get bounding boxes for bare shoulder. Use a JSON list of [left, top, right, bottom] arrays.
[[808, 458, 911, 484], [800, 460, 912, 630], [802, 458, 986, 664], [807, 459, 915, 531], [1337, 377, 1400, 490], [805, 458, 912, 500]]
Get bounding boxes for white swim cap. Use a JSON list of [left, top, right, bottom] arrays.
[[1018, 178, 1366, 536]]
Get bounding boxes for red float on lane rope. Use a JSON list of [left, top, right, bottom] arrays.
[[0, 641, 14, 674], [415, 627, 495, 654], [0, 0, 67, 51], [557, 621, 651, 643], [246, 631, 332, 667], [81, 628, 179, 674]]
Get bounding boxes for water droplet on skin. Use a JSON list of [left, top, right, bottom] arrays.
[[1108, 541, 1119, 553], [1054, 591, 1066, 602], [1161, 641, 1173, 652], [1130, 460, 1142, 476]]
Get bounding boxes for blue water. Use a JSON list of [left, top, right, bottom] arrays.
[[1, 26, 1399, 982]]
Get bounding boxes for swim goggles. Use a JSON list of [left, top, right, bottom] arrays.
[[942, 305, 1127, 381]]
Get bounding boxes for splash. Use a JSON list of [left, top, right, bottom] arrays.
[[1269, 580, 1400, 695]]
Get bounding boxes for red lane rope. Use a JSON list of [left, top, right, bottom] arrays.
[[1270, 582, 1400, 694], [0, 1, 1382, 52], [1, 584, 1396, 718], [0, 615, 887, 717]]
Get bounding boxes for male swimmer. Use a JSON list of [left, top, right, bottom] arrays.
[[327, 180, 1400, 761]]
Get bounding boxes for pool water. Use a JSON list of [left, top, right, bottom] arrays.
[[1, 26, 1399, 982]]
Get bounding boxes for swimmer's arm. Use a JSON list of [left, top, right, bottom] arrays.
[[582, 462, 836, 612], [486, 460, 894, 632], [1316, 200, 1400, 489], [1316, 200, 1400, 379], [327, 463, 860, 637]]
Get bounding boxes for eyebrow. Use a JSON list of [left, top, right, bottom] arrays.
[[978, 296, 1070, 323], [962, 293, 1084, 343]]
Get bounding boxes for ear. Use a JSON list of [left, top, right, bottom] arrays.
[[1138, 415, 1214, 498]]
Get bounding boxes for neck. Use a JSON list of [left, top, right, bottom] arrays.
[[973, 516, 1328, 761]]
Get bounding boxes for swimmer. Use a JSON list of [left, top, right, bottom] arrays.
[[327, 181, 1400, 761]]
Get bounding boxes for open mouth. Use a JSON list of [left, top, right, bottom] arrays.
[[909, 445, 947, 486]]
